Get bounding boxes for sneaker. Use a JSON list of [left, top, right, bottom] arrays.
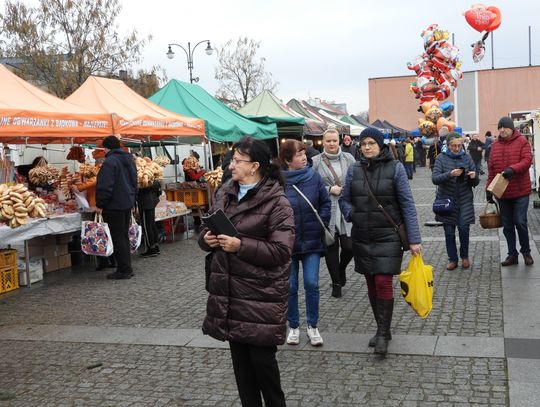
[[307, 326, 323, 347], [286, 327, 300, 345]]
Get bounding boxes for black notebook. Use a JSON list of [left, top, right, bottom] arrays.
[[202, 209, 238, 237]]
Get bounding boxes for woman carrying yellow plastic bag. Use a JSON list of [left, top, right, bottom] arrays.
[[399, 254, 434, 318]]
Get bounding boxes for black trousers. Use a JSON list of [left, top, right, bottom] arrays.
[[324, 233, 353, 285], [102, 209, 132, 275], [141, 208, 158, 249], [229, 341, 286, 407]]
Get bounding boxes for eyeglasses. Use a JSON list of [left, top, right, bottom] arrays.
[[231, 157, 252, 165], [360, 141, 378, 148]]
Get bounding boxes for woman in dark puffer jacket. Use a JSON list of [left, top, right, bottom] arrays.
[[432, 132, 479, 270], [340, 128, 422, 356], [199, 137, 294, 407]]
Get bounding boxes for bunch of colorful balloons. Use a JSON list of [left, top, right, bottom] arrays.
[[417, 100, 456, 138], [408, 24, 462, 105]]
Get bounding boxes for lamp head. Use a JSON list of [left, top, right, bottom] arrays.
[[166, 45, 174, 59], [205, 41, 213, 56]]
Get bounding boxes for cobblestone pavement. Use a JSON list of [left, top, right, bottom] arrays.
[[0, 167, 515, 406]]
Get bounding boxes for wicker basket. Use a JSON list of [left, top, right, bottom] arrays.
[[479, 202, 502, 229]]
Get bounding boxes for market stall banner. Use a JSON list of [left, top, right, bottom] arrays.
[[66, 76, 205, 140], [0, 64, 114, 143]]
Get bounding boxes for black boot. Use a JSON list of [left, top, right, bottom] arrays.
[[374, 298, 394, 355], [339, 265, 347, 287], [368, 296, 392, 347], [368, 295, 378, 347], [331, 284, 342, 298]]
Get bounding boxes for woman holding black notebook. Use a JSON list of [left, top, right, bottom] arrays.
[[198, 137, 294, 407]]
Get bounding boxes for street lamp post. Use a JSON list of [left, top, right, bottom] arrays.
[[166, 40, 213, 83]]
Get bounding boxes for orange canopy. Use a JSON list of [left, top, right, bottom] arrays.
[[0, 64, 114, 144], [66, 76, 205, 140]]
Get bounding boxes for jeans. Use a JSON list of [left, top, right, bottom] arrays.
[[288, 253, 321, 328], [443, 211, 470, 263], [473, 159, 482, 177], [404, 163, 414, 179], [498, 195, 531, 257]]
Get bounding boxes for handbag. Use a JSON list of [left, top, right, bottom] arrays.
[[433, 176, 460, 215], [432, 198, 454, 215], [399, 254, 434, 319], [360, 167, 410, 251], [291, 184, 335, 246], [81, 213, 114, 257]]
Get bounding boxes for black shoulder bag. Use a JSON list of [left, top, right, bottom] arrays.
[[361, 166, 410, 251]]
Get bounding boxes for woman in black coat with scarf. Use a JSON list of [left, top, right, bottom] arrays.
[[432, 132, 479, 270]]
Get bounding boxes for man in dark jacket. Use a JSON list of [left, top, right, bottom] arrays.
[[486, 117, 533, 266], [137, 179, 161, 258], [467, 133, 485, 177], [341, 135, 359, 160], [96, 135, 138, 279]]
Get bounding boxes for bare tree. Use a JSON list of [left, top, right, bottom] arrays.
[[215, 37, 277, 109], [0, 0, 154, 97]]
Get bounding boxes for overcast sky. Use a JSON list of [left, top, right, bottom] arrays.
[[40, 1, 540, 114]]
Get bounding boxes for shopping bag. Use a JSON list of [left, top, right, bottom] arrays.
[[81, 213, 114, 257], [72, 188, 90, 211], [128, 214, 142, 253], [399, 254, 434, 318], [487, 173, 509, 199]]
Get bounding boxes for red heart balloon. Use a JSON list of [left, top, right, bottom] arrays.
[[464, 8, 496, 32], [486, 6, 501, 32]]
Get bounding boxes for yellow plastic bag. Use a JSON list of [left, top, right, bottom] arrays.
[[399, 254, 434, 319]]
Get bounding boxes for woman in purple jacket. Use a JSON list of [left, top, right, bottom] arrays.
[[199, 137, 294, 407]]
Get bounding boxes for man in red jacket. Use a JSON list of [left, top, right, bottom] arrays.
[[486, 116, 533, 266]]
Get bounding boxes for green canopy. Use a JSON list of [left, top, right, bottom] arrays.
[[149, 80, 277, 142]]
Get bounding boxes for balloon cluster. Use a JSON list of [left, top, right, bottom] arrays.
[[417, 100, 456, 138], [408, 24, 462, 104], [464, 4, 502, 63]]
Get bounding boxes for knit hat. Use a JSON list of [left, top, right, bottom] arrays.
[[343, 135, 352, 143], [497, 116, 515, 130], [358, 127, 385, 148], [102, 135, 121, 149], [446, 132, 463, 145]]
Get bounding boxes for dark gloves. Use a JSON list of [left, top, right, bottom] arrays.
[[486, 191, 494, 203], [502, 167, 514, 180]]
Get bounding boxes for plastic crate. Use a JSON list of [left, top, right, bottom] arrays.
[[0, 249, 17, 269], [1, 266, 19, 294], [166, 188, 208, 207]]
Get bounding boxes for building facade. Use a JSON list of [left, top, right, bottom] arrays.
[[369, 65, 540, 136]]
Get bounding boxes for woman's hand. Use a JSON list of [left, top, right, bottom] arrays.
[[450, 168, 464, 177], [217, 235, 241, 253], [409, 243, 422, 255], [203, 231, 220, 248], [329, 185, 342, 196], [467, 171, 476, 179]]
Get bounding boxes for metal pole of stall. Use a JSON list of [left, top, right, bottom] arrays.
[[529, 26, 532, 67], [174, 143, 178, 183], [491, 31, 495, 69]]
